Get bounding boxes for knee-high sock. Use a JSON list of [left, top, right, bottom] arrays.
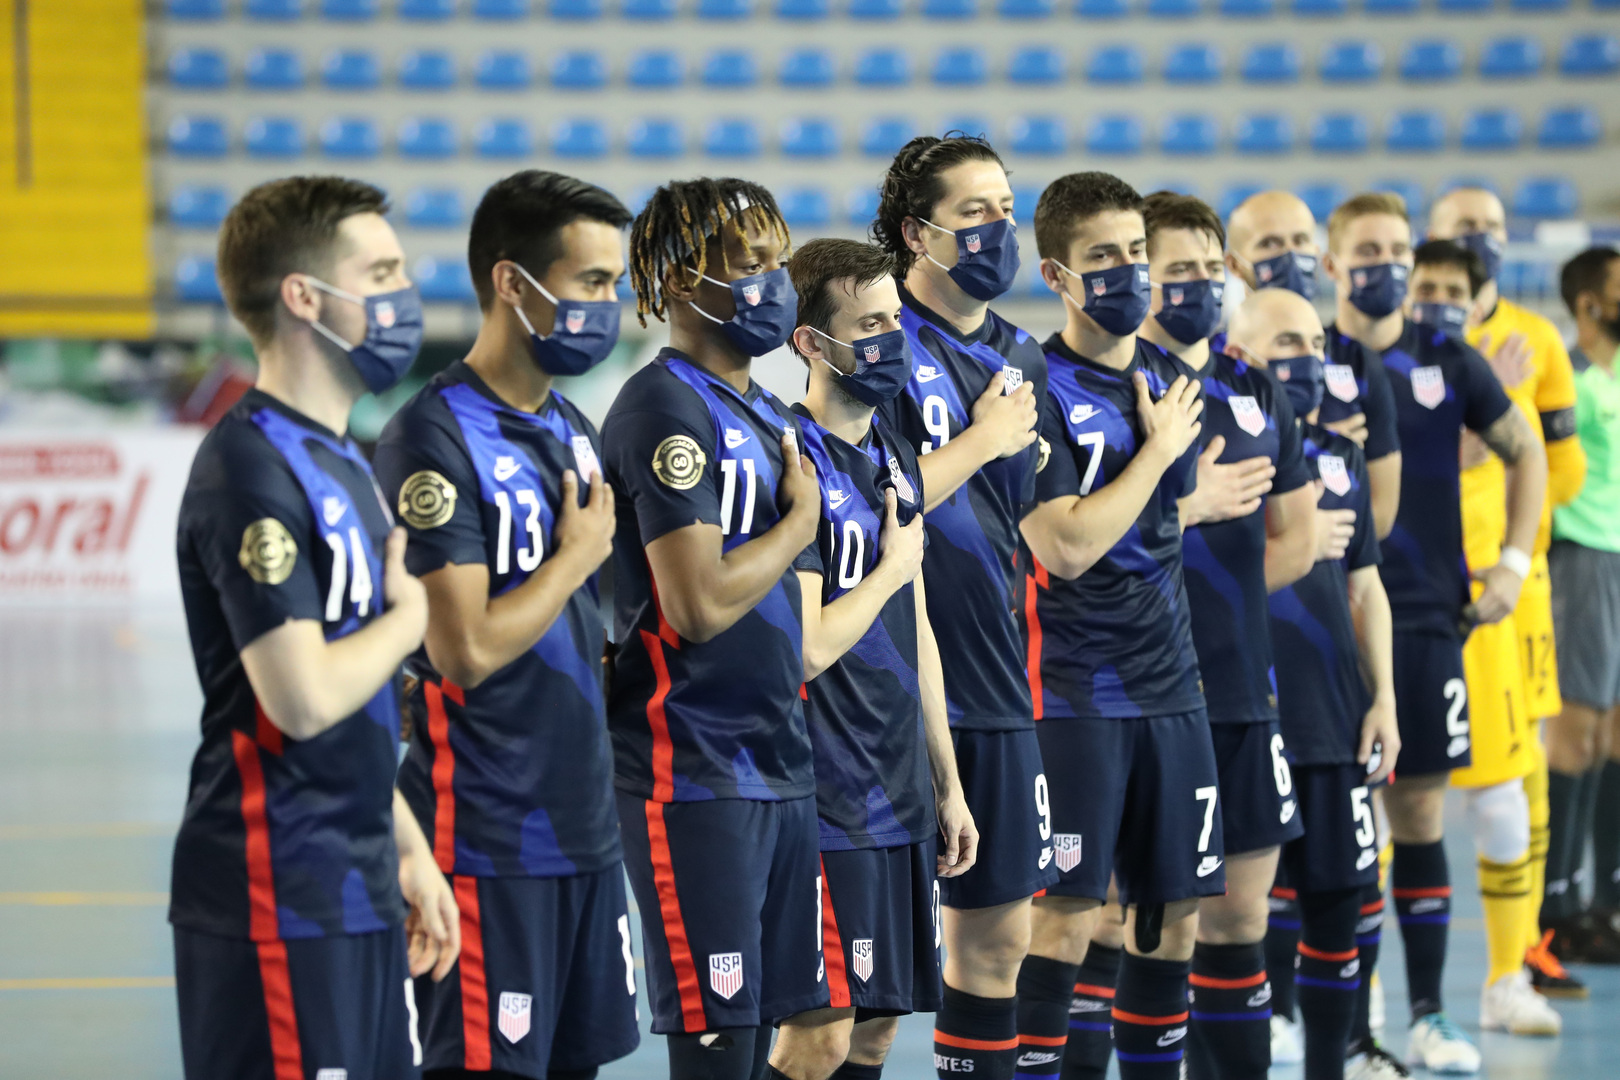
[[1573, 765, 1604, 908], [1016, 955, 1080, 1080], [1544, 769, 1582, 923], [1112, 953, 1190, 1080], [1350, 883, 1384, 1046], [935, 985, 1018, 1080], [830, 1064, 883, 1080], [1593, 760, 1620, 911], [1187, 942, 1270, 1080], [1392, 841, 1450, 1021], [1264, 885, 1302, 1023], [1296, 889, 1361, 1080], [1479, 852, 1535, 984], [1524, 749, 1551, 950], [1061, 943, 1119, 1080]]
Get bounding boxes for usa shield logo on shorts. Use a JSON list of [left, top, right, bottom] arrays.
[[864, 344, 882, 362], [565, 309, 585, 334], [498, 992, 532, 1044], [888, 456, 917, 504], [1324, 364, 1358, 403], [742, 284, 761, 306], [965, 234, 981, 253], [710, 952, 744, 1000], [1230, 395, 1266, 437], [1168, 287, 1184, 306], [852, 939, 874, 983], [1411, 366, 1446, 410], [1318, 454, 1351, 496], [1002, 364, 1024, 392], [1053, 833, 1083, 873]]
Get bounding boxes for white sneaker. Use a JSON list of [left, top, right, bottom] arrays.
[[1270, 1013, 1304, 1065], [1405, 1013, 1481, 1074], [1480, 970, 1561, 1036], [1369, 970, 1385, 1035], [1346, 1041, 1413, 1079]]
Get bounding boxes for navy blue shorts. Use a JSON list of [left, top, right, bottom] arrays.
[[1280, 763, 1382, 895], [941, 727, 1060, 909], [1211, 720, 1306, 856], [1392, 630, 1471, 775], [1035, 712, 1226, 906], [820, 839, 943, 1017], [174, 924, 419, 1080], [619, 792, 828, 1033], [413, 868, 640, 1078]]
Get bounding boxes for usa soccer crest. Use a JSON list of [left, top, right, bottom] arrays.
[[1352, 269, 1367, 289], [1053, 833, 1083, 873], [887, 455, 917, 504], [1001, 364, 1024, 392], [1258, 263, 1273, 283], [1324, 364, 1358, 403], [852, 939, 874, 982], [565, 309, 585, 334], [498, 992, 532, 1044], [742, 283, 761, 306], [864, 344, 882, 362], [965, 234, 981, 253], [1411, 366, 1446, 410], [374, 300, 396, 329], [1092, 277, 1107, 297], [1318, 454, 1351, 497], [1168, 286, 1184, 306], [710, 952, 744, 999], [1230, 395, 1266, 437], [571, 434, 601, 480]]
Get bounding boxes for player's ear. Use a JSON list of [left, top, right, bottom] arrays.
[[661, 264, 699, 302], [791, 326, 823, 361], [1039, 259, 1065, 296], [489, 261, 526, 309], [279, 273, 323, 323], [900, 216, 931, 257]]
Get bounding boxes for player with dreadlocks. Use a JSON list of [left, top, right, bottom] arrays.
[[602, 177, 828, 1080]]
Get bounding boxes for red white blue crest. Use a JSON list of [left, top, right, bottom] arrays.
[[1092, 277, 1107, 296], [1258, 263, 1273, 282], [374, 300, 396, 328], [1318, 454, 1350, 496], [742, 284, 761, 306], [565, 309, 585, 334], [710, 952, 744, 999], [1001, 364, 1024, 392], [888, 455, 917, 504], [1411, 366, 1446, 410], [965, 234, 981, 253], [1324, 364, 1358, 403], [498, 992, 531, 1044], [1352, 270, 1367, 288], [1168, 287, 1184, 306], [1230, 395, 1266, 437], [852, 939, 874, 982], [1054, 833, 1083, 872], [864, 344, 882, 362]]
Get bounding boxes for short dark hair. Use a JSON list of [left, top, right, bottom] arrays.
[[1560, 246, 1620, 318], [1034, 172, 1143, 261], [787, 239, 898, 360], [1413, 239, 1487, 297], [628, 177, 789, 326], [871, 133, 1006, 276], [468, 170, 631, 312], [1143, 192, 1225, 257], [216, 176, 388, 344]]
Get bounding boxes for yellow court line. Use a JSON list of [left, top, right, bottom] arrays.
[[0, 822, 176, 841], [0, 891, 168, 906], [0, 977, 174, 991]]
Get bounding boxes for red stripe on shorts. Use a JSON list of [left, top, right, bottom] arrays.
[[454, 875, 490, 1069]]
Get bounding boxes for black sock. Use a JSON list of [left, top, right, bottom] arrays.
[[1112, 952, 1190, 1080], [1016, 954, 1079, 1079], [753, 1022, 775, 1080], [935, 984, 1018, 1080], [1296, 889, 1361, 1080], [547, 1071, 599, 1080], [1187, 941, 1270, 1080], [1265, 884, 1302, 1022], [766, 1067, 791, 1080], [1062, 943, 1120, 1080], [1392, 841, 1450, 1021], [1350, 882, 1384, 1045], [1545, 769, 1581, 922], [830, 1063, 883, 1080], [1596, 760, 1620, 910], [1573, 764, 1604, 909], [668, 1026, 766, 1080]]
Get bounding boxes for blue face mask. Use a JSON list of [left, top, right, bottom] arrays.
[[1246, 251, 1319, 301], [1152, 278, 1225, 345], [1054, 259, 1151, 337], [510, 263, 620, 377], [920, 215, 1021, 301], [305, 278, 424, 394], [1269, 353, 1325, 418], [811, 326, 911, 407], [1456, 232, 1504, 284], [691, 267, 799, 356], [1346, 262, 1409, 319], [1412, 301, 1470, 338]]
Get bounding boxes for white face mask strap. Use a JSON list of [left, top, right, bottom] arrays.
[[914, 217, 957, 274], [1046, 258, 1086, 313], [808, 326, 856, 377], [510, 263, 556, 339], [685, 268, 735, 325], [299, 277, 361, 352], [307, 316, 357, 353]]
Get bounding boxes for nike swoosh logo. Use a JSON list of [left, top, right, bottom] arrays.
[[1016, 1052, 1060, 1067], [1280, 799, 1296, 825], [1039, 846, 1053, 869], [1157, 1026, 1187, 1046], [724, 429, 748, 449], [827, 491, 850, 510], [493, 457, 521, 481], [1197, 856, 1223, 878], [916, 366, 943, 383]]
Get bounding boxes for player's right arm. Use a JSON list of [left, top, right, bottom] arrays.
[[915, 573, 976, 878], [915, 369, 1038, 511], [1348, 564, 1399, 784]]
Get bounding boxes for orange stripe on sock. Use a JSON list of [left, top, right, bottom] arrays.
[[1298, 943, 1359, 962], [1073, 982, 1116, 998], [1360, 899, 1385, 914], [1111, 1008, 1189, 1025], [934, 1031, 1020, 1052], [1392, 887, 1451, 899], [1020, 1034, 1068, 1046], [1270, 887, 1298, 900], [1189, 970, 1267, 989]]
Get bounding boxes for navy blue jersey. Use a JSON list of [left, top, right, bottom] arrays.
[[1378, 321, 1515, 636], [1320, 326, 1401, 463], [171, 390, 404, 942], [873, 285, 1047, 731], [1269, 424, 1381, 766], [1022, 336, 1205, 719], [373, 362, 620, 879], [1182, 354, 1311, 724], [790, 405, 934, 852], [602, 350, 812, 802]]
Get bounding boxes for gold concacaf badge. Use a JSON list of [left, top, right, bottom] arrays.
[[239, 518, 298, 585], [1037, 436, 1051, 474], [399, 470, 457, 529], [652, 435, 706, 490]]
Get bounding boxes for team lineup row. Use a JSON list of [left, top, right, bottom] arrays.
[[169, 133, 1590, 1080]]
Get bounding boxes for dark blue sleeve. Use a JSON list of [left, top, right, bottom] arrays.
[[1032, 384, 1081, 506], [374, 393, 486, 577], [1362, 346, 1400, 461], [1457, 344, 1515, 434], [602, 376, 723, 546]]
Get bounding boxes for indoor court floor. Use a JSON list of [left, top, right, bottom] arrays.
[[2, 606, 1615, 1080]]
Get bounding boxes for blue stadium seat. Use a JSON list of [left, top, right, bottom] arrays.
[[1009, 115, 1067, 154], [400, 51, 456, 90], [628, 118, 686, 157], [1320, 41, 1382, 82], [245, 48, 303, 90], [1295, 181, 1346, 222], [1364, 0, 1418, 12], [781, 49, 836, 86], [862, 117, 916, 156], [1146, 179, 1199, 197], [1220, 0, 1274, 15], [176, 257, 224, 304], [169, 186, 230, 229], [848, 188, 882, 225], [1243, 43, 1301, 83], [1437, 175, 1498, 197], [934, 48, 988, 85], [551, 0, 603, 15], [704, 50, 760, 86], [1436, 0, 1491, 9], [1292, 0, 1346, 13], [168, 116, 229, 157], [475, 0, 529, 13], [1085, 114, 1143, 154], [244, 116, 303, 157], [851, 0, 904, 16], [403, 188, 467, 228], [1370, 178, 1426, 215], [323, 50, 380, 90], [1076, 0, 1129, 15], [1219, 182, 1267, 220], [923, 0, 978, 15], [168, 0, 226, 17], [943, 114, 992, 137], [1539, 106, 1601, 148], [1161, 113, 1219, 154], [625, 0, 677, 13], [1086, 45, 1141, 84], [629, 51, 684, 87], [1508, 0, 1565, 9], [1560, 35, 1620, 77], [780, 188, 832, 227], [781, 117, 840, 156], [399, 0, 456, 17], [398, 117, 457, 158], [1000, 0, 1056, 14], [778, 0, 829, 15], [856, 49, 912, 85], [1147, 0, 1201, 15], [169, 48, 229, 91], [1460, 108, 1522, 151], [706, 118, 762, 156], [1400, 40, 1462, 81], [1011, 185, 1044, 214], [414, 257, 476, 304], [1234, 113, 1294, 153], [246, 0, 302, 18], [321, 117, 380, 158], [1386, 109, 1445, 152], [1513, 177, 1577, 218], [1311, 112, 1369, 153], [552, 52, 607, 89], [697, 0, 754, 15], [1163, 44, 1222, 82], [552, 119, 608, 157], [1012, 47, 1066, 84], [322, 0, 379, 17], [475, 51, 533, 90], [1480, 37, 1542, 79], [475, 118, 534, 157], [1498, 258, 1553, 299]]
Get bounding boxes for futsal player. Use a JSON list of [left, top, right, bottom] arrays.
[[868, 135, 1059, 1080], [765, 238, 979, 1080], [172, 177, 459, 1080], [373, 171, 640, 1080]]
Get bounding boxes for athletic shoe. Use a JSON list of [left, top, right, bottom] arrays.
[[1544, 913, 1620, 964], [1480, 970, 1561, 1036], [1270, 1013, 1304, 1065], [1526, 930, 1588, 999], [1370, 970, 1386, 1035], [1346, 1038, 1412, 1079], [1405, 1013, 1481, 1074]]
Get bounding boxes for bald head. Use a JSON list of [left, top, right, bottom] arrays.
[[1225, 190, 1320, 290], [1428, 187, 1507, 245], [1226, 287, 1325, 366]]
